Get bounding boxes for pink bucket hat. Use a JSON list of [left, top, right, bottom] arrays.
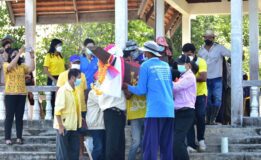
[[156, 37, 168, 47]]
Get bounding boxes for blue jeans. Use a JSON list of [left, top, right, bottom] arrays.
[[207, 77, 223, 108], [187, 95, 207, 149], [90, 130, 106, 160], [128, 118, 144, 160], [56, 130, 79, 160]]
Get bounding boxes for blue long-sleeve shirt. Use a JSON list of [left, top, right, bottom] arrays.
[[128, 58, 174, 118], [80, 54, 98, 89]]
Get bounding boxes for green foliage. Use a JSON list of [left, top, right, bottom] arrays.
[[36, 20, 154, 85], [0, 3, 25, 49]]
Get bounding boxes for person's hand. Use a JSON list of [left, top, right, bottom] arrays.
[[123, 82, 129, 90], [30, 50, 35, 59], [19, 46, 25, 54], [58, 125, 65, 136], [53, 79, 57, 85]]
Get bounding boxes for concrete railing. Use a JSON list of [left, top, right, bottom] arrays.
[[0, 86, 56, 120]]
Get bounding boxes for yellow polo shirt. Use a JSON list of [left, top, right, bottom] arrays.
[[54, 82, 83, 131], [43, 53, 65, 76], [3, 63, 28, 95], [57, 70, 87, 112], [195, 57, 208, 96]]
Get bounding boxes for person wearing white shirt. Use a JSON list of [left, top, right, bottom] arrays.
[[198, 30, 230, 125]]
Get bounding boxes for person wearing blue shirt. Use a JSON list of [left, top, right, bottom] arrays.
[[80, 39, 105, 160], [80, 39, 98, 90], [124, 41, 175, 160]]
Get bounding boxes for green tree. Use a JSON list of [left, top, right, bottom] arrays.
[[36, 20, 154, 85], [0, 3, 25, 49]]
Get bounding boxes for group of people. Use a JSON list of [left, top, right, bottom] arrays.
[[0, 29, 236, 160]]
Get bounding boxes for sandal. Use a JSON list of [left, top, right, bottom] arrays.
[[16, 138, 23, 145], [5, 140, 12, 145]]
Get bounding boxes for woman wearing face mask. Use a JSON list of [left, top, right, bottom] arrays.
[[173, 54, 197, 160], [44, 39, 65, 116], [4, 46, 35, 145]]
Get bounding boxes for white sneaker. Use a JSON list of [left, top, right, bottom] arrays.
[[198, 140, 206, 152], [187, 146, 197, 153]]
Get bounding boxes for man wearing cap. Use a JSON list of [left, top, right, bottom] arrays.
[[198, 30, 230, 125], [56, 55, 88, 159], [124, 41, 174, 160], [0, 35, 13, 85], [124, 40, 144, 64]]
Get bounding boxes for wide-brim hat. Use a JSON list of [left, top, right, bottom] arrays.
[[139, 41, 162, 57], [124, 40, 139, 51], [202, 30, 216, 37]]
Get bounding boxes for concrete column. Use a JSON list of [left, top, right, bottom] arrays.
[[155, 0, 164, 38], [25, 0, 36, 67], [115, 0, 128, 49], [231, 0, 243, 126], [182, 14, 191, 45], [249, 0, 259, 80]]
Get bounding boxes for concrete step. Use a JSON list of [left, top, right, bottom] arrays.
[[0, 128, 57, 137], [0, 152, 56, 160], [243, 117, 261, 127], [206, 144, 261, 153], [0, 144, 56, 152], [0, 136, 56, 144], [190, 152, 261, 160], [204, 136, 261, 145]]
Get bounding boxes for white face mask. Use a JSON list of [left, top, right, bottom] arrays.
[[189, 56, 194, 61], [71, 64, 80, 70], [56, 46, 63, 53]]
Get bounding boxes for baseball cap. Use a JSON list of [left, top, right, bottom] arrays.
[[69, 55, 80, 63], [176, 54, 190, 64]]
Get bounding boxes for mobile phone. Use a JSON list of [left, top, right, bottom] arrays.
[[25, 46, 32, 52]]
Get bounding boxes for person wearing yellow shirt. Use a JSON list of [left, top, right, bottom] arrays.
[[183, 43, 208, 152], [54, 69, 83, 160], [4, 46, 35, 145], [56, 55, 88, 159], [44, 39, 65, 115]]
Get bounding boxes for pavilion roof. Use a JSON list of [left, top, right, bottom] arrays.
[[5, 0, 182, 37]]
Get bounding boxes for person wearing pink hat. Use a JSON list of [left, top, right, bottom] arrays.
[[156, 37, 173, 64]]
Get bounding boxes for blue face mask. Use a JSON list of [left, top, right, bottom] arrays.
[[86, 48, 93, 55], [143, 56, 148, 61], [178, 65, 186, 73], [74, 78, 81, 86]]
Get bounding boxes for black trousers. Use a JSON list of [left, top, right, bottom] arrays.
[[56, 130, 80, 160], [47, 76, 59, 116], [5, 95, 26, 140], [104, 108, 126, 160], [173, 108, 195, 160]]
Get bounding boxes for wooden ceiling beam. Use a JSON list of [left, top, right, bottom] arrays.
[[169, 15, 182, 37], [165, 11, 179, 33], [145, 3, 154, 22], [137, 0, 150, 18], [72, 0, 78, 23], [15, 10, 139, 26], [5, 1, 16, 25]]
